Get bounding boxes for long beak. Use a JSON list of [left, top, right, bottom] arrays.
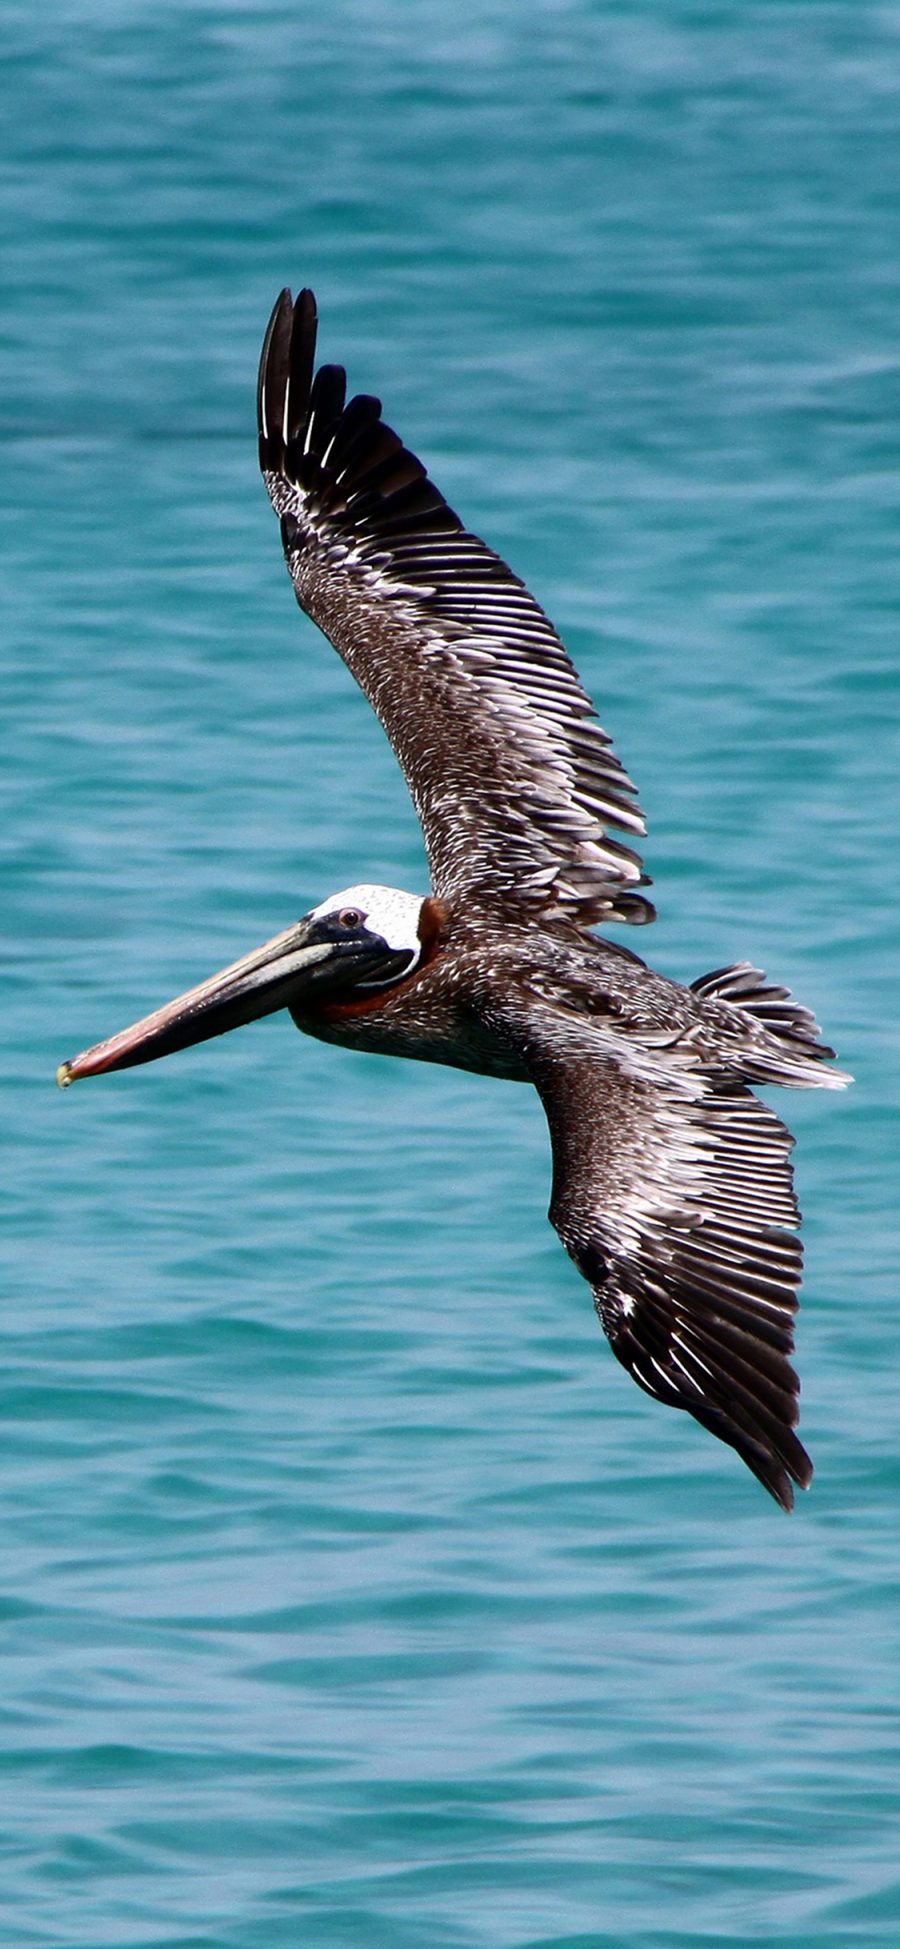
[[56, 918, 396, 1086]]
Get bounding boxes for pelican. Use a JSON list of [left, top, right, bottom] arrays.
[[58, 287, 849, 1509]]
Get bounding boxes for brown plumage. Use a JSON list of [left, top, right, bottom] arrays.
[[58, 287, 850, 1510]]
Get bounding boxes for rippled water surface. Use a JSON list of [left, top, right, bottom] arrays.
[[4, 3, 899, 1943]]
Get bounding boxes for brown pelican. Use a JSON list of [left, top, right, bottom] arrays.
[[58, 287, 850, 1509]]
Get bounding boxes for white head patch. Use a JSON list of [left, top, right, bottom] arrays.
[[309, 884, 425, 959]]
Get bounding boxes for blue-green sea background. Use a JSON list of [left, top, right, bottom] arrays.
[[4, 3, 898, 1943]]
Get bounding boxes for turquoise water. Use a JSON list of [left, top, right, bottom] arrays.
[[4, 2, 899, 1942]]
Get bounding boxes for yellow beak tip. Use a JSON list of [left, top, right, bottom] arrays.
[[56, 1061, 75, 1090]]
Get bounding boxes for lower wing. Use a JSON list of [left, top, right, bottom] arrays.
[[528, 1032, 812, 1508]]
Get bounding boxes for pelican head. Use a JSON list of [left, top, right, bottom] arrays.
[[56, 884, 424, 1086]]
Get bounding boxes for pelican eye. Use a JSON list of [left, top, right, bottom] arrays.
[[336, 907, 365, 929]]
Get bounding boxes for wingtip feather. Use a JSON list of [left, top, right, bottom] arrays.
[[258, 285, 318, 469]]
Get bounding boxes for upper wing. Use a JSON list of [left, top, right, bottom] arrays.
[[527, 1029, 812, 1509], [257, 288, 653, 927]]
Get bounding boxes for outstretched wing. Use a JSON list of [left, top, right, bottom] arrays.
[[257, 287, 653, 927], [528, 1031, 812, 1508]]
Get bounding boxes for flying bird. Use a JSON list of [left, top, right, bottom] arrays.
[[58, 288, 850, 1508]]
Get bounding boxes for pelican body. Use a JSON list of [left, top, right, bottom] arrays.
[[59, 289, 849, 1509]]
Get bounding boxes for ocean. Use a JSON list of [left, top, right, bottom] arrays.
[[4, 2, 898, 1942]]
